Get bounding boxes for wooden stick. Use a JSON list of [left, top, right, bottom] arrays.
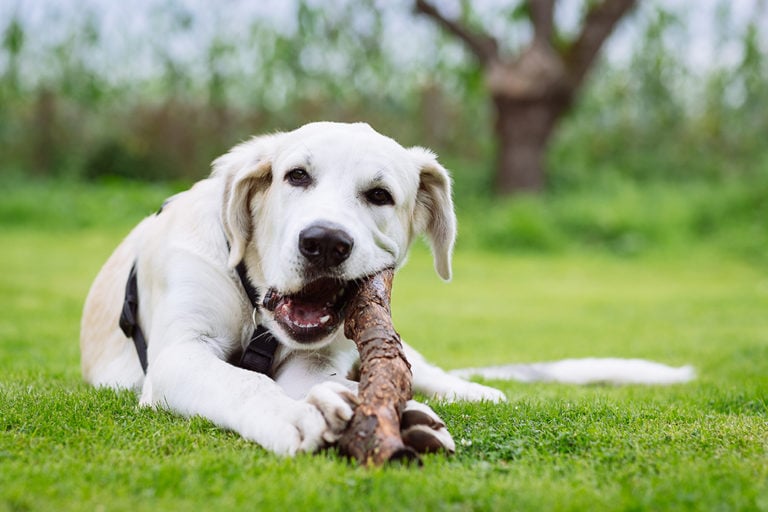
[[337, 268, 421, 466]]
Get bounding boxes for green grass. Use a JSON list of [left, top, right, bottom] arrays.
[[1, 181, 767, 511]]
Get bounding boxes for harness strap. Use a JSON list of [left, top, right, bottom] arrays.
[[234, 260, 279, 376], [240, 324, 279, 376], [119, 263, 148, 373], [235, 260, 260, 309]]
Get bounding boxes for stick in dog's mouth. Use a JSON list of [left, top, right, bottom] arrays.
[[337, 267, 420, 466]]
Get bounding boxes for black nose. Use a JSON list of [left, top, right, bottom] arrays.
[[299, 223, 354, 268]]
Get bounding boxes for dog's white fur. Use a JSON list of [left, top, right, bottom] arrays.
[[81, 122, 503, 456], [81, 122, 693, 456]]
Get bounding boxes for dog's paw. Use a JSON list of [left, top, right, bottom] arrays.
[[400, 400, 455, 454], [234, 381, 358, 456], [237, 382, 357, 456], [304, 381, 359, 444], [238, 399, 331, 456]]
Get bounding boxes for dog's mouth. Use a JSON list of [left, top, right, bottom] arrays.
[[262, 277, 358, 344]]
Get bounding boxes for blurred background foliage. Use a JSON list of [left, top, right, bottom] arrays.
[[0, 0, 766, 257]]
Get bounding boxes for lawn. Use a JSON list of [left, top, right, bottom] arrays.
[[1, 182, 767, 511]]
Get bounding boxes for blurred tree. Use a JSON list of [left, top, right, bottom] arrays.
[[415, 0, 637, 194], [2, 0, 765, 188]]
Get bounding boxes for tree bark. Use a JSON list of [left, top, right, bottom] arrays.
[[492, 92, 571, 194], [337, 268, 420, 466]]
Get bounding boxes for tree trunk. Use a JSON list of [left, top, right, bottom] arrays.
[[33, 88, 57, 176], [414, 0, 639, 195], [492, 94, 569, 194]]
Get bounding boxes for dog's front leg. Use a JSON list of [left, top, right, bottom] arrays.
[[139, 340, 354, 455]]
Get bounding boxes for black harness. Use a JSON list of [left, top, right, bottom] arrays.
[[118, 263, 148, 372], [118, 205, 279, 377], [232, 260, 280, 376]]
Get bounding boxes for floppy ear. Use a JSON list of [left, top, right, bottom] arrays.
[[409, 147, 457, 281], [214, 135, 278, 268]]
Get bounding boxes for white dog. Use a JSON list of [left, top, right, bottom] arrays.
[[80, 122, 506, 456], [81, 122, 693, 456]]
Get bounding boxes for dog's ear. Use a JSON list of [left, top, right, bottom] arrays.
[[214, 135, 278, 268], [409, 147, 457, 281]]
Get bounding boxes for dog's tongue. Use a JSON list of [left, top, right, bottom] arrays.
[[263, 278, 348, 341], [274, 296, 333, 328]]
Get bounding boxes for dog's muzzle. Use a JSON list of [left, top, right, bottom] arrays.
[[262, 278, 359, 344]]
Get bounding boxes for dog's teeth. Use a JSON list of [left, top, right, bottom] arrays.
[[332, 288, 346, 302], [320, 315, 331, 324]]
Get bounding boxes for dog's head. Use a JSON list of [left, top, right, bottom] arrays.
[[215, 122, 456, 350]]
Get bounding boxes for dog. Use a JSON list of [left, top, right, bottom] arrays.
[[80, 122, 506, 456], [81, 122, 694, 456]]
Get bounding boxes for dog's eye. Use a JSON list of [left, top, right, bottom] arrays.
[[364, 187, 394, 206], [285, 168, 312, 187]]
